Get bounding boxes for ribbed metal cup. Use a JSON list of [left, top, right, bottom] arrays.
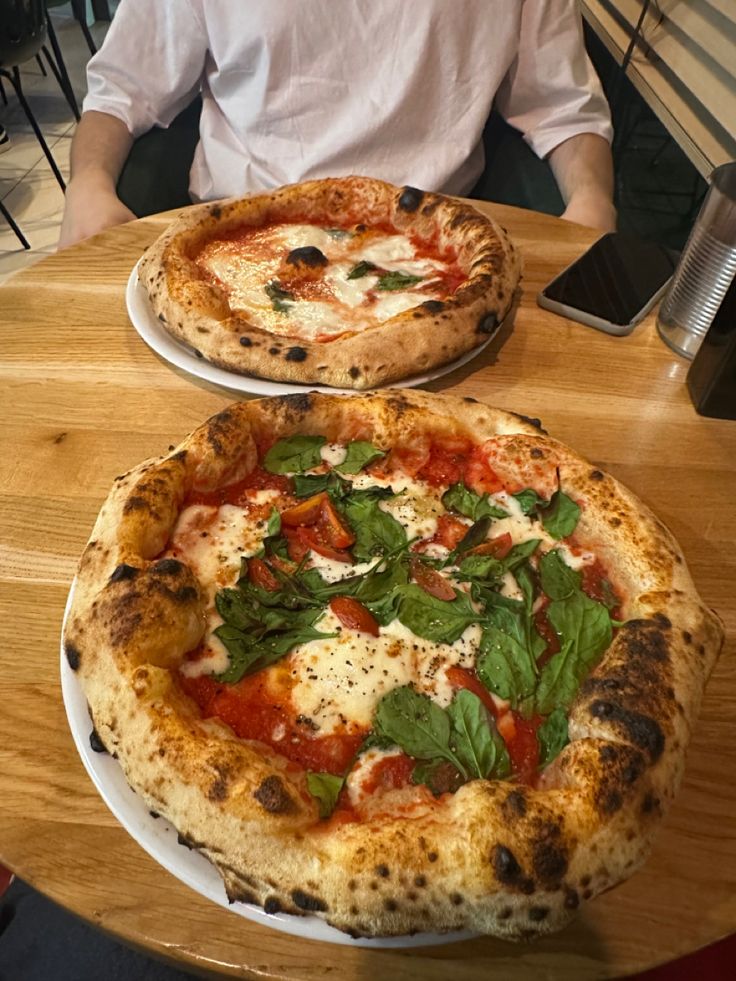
[[657, 162, 736, 359]]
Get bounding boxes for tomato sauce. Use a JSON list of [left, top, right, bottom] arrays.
[[186, 466, 292, 509], [179, 672, 367, 775], [359, 753, 415, 795]]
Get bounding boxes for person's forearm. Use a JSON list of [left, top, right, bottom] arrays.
[[59, 111, 137, 249], [69, 109, 134, 190], [548, 133, 617, 232]]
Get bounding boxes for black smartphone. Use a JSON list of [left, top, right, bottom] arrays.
[[537, 231, 679, 335]]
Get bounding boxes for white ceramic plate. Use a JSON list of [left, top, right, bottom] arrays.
[[126, 260, 494, 396], [60, 580, 476, 948]]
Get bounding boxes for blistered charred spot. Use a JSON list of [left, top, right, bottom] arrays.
[[414, 874, 427, 888], [564, 887, 580, 909], [384, 898, 398, 912], [349, 366, 361, 379], [208, 777, 228, 802], [171, 449, 187, 463], [511, 412, 545, 432], [531, 823, 568, 888], [589, 701, 665, 761], [530, 447, 544, 459], [590, 469, 605, 481], [422, 300, 445, 314], [239, 335, 253, 347], [421, 200, 440, 217], [653, 613, 672, 630], [210, 205, 222, 220], [286, 245, 328, 268], [264, 896, 282, 915], [477, 311, 498, 334], [151, 558, 185, 577], [375, 864, 390, 878], [682, 630, 692, 644], [110, 563, 139, 583], [89, 728, 107, 753], [123, 495, 149, 514], [65, 643, 81, 671], [641, 792, 661, 815], [273, 393, 313, 415], [398, 186, 424, 212], [206, 409, 235, 456], [463, 396, 479, 404], [253, 775, 295, 814], [529, 906, 549, 922], [291, 889, 328, 912], [492, 845, 535, 894], [285, 346, 308, 362], [269, 347, 281, 356], [502, 789, 528, 820]]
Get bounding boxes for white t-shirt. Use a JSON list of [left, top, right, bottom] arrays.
[[83, 0, 612, 202]]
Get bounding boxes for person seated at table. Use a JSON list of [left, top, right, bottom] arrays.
[[58, 0, 616, 248]]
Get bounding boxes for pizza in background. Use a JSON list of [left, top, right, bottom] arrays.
[[138, 177, 521, 389], [63, 391, 723, 939]]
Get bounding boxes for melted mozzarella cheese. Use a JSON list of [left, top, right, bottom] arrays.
[[196, 223, 451, 340], [286, 612, 480, 735]]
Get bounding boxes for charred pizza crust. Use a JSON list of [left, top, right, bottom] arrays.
[[64, 391, 723, 939], [138, 177, 521, 390]]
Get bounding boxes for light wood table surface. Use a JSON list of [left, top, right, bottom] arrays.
[[0, 202, 734, 979]]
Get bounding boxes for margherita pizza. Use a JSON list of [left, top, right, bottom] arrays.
[[138, 177, 520, 389], [64, 391, 723, 939]]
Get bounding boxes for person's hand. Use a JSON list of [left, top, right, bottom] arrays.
[[58, 175, 136, 249], [561, 192, 617, 233]]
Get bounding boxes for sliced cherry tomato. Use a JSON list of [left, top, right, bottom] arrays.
[[330, 596, 380, 636], [445, 665, 500, 719], [385, 435, 431, 478], [410, 557, 456, 601], [297, 526, 353, 563], [416, 438, 473, 487], [469, 532, 513, 559], [247, 557, 280, 591], [504, 712, 542, 786], [281, 492, 327, 527], [320, 497, 355, 548], [360, 753, 415, 795], [434, 514, 470, 549], [283, 525, 310, 563]]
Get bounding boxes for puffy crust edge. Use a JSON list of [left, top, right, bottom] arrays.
[[64, 391, 723, 939], [138, 177, 522, 390]]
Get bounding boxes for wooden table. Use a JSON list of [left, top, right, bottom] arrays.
[[0, 202, 734, 979]]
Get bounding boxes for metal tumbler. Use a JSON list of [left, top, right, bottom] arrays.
[[657, 161, 736, 359]]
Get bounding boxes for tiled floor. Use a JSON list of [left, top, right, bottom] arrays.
[[0, 7, 110, 283]]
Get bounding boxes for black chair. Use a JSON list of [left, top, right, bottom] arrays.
[[0, 0, 69, 193]]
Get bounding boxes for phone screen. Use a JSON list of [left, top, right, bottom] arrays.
[[541, 232, 679, 327]]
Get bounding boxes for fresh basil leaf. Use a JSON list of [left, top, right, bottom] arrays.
[[215, 588, 259, 632], [538, 708, 569, 768], [306, 772, 345, 818], [412, 758, 462, 795], [292, 470, 353, 500], [355, 558, 410, 605], [447, 689, 501, 780], [514, 561, 537, 614], [335, 441, 386, 475], [263, 435, 326, 474], [539, 549, 582, 600], [470, 583, 525, 614], [266, 507, 281, 537], [343, 494, 406, 561], [541, 489, 581, 540], [599, 577, 620, 611], [213, 625, 264, 682], [512, 488, 545, 515], [442, 482, 507, 521], [265, 279, 295, 313], [377, 270, 423, 291], [458, 553, 505, 582], [535, 592, 612, 713], [395, 584, 478, 643], [447, 516, 492, 565], [503, 539, 542, 571], [476, 612, 541, 709], [373, 686, 467, 778], [347, 260, 379, 279]]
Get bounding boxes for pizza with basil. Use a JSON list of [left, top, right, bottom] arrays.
[[138, 176, 520, 389], [64, 391, 723, 939]]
